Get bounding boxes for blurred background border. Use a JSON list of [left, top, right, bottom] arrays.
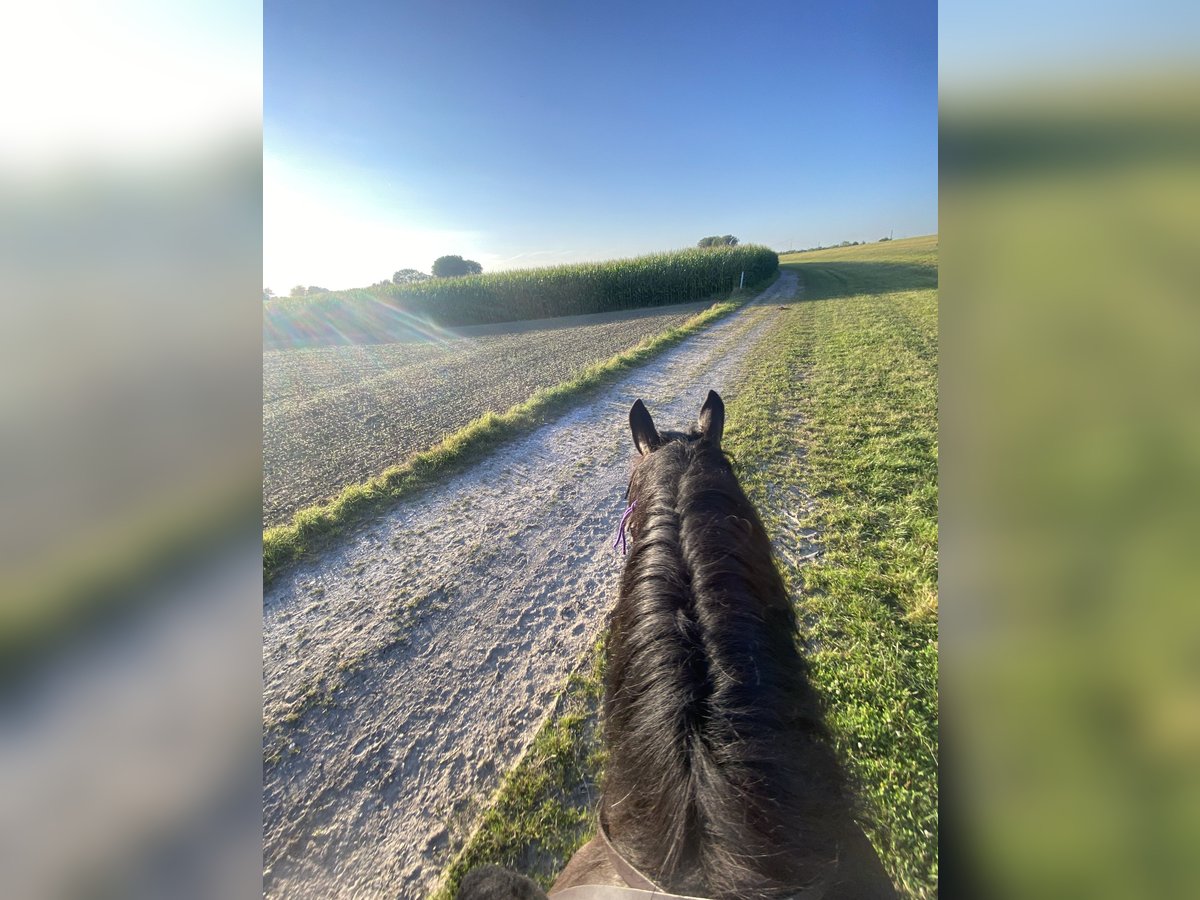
[[0, 2, 264, 897], [1, 1, 1198, 896]]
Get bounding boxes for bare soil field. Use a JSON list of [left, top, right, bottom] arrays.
[[263, 301, 713, 527], [261, 273, 798, 898]]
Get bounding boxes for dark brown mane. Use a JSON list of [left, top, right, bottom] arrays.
[[600, 398, 858, 899]]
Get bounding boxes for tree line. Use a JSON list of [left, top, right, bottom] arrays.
[[265, 254, 484, 300]]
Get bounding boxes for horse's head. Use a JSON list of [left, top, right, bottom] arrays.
[[620, 390, 731, 552], [628, 389, 724, 458]]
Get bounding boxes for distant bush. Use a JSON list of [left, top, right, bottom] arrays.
[[393, 268, 430, 284], [264, 245, 778, 348], [432, 255, 483, 278], [289, 285, 330, 297], [698, 234, 738, 248], [786, 239, 871, 254]]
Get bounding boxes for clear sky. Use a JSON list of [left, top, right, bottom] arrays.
[[264, 0, 937, 292]]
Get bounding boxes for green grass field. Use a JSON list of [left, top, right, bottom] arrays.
[[735, 235, 938, 896], [435, 235, 939, 898]]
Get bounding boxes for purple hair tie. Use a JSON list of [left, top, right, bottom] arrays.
[[612, 501, 637, 555]]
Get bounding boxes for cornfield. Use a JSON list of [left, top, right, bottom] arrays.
[[264, 245, 778, 348]]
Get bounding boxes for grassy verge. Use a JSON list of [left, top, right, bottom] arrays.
[[727, 235, 939, 898], [430, 236, 938, 897], [264, 280, 771, 586]]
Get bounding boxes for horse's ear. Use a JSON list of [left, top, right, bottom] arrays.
[[698, 390, 724, 447], [630, 399, 662, 456]]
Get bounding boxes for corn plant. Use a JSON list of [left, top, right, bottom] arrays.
[[264, 246, 778, 347]]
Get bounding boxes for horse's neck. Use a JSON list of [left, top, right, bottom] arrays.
[[602, 458, 866, 897]]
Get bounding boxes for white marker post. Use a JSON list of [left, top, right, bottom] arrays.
[[739, 271, 745, 290]]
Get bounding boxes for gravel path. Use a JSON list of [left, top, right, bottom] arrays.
[[263, 301, 712, 528], [262, 272, 798, 898]]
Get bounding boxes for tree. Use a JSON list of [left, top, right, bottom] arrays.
[[697, 235, 738, 248], [306, 286, 329, 295], [432, 255, 483, 278], [393, 268, 431, 285], [290, 285, 307, 298], [263, 288, 275, 301]]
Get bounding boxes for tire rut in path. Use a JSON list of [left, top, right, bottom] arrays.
[[262, 271, 799, 898]]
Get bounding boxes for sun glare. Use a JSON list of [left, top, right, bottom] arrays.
[[262, 155, 496, 293], [0, 1, 258, 170]]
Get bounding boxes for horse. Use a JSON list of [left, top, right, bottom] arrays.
[[459, 391, 896, 899]]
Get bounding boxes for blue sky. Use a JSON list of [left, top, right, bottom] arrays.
[[264, 0, 937, 291]]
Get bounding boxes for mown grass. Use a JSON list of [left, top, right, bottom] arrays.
[[727, 235, 939, 898], [431, 236, 938, 898], [263, 282, 771, 586]]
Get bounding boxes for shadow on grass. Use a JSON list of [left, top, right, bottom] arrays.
[[783, 261, 938, 301]]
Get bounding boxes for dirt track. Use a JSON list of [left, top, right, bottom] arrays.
[[262, 272, 799, 898]]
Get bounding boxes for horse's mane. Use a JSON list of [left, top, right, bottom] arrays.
[[601, 432, 856, 899]]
